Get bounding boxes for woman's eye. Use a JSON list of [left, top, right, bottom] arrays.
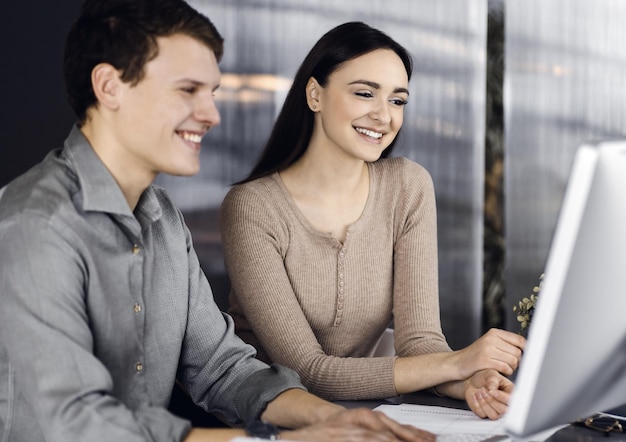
[[391, 98, 408, 106], [355, 91, 374, 98], [182, 86, 197, 94]]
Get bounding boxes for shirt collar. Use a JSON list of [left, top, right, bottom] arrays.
[[64, 125, 162, 224]]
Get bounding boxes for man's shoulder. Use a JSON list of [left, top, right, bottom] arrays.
[[0, 149, 76, 223]]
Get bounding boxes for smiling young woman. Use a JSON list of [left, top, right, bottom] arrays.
[[219, 21, 526, 420]]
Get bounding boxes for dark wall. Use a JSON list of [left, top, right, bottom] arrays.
[[1, 1, 84, 188]]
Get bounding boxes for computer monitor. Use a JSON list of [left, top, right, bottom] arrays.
[[505, 140, 626, 438]]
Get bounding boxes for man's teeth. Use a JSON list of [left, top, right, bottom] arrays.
[[355, 127, 382, 139], [180, 132, 202, 143]]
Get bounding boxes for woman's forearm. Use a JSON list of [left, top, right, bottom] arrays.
[[393, 352, 464, 395]]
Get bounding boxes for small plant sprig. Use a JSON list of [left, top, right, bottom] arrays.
[[513, 273, 544, 332]]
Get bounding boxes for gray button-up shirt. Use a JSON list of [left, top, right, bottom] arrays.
[[0, 126, 304, 442]]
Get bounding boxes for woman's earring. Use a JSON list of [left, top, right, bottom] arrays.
[[312, 104, 317, 110]]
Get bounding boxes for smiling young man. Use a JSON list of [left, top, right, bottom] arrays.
[[0, 1, 435, 442]]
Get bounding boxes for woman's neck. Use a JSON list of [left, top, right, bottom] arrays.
[[279, 147, 371, 243], [282, 144, 368, 197]]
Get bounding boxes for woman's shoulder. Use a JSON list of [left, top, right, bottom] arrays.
[[224, 174, 280, 201], [220, 174, 296, 242], [370, 158, 437, 221], [372, 157, 433, 188], [221, 173, 290, 218]]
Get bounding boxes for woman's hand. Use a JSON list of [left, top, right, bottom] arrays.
[[464, 369, 513, 420], [453, 328, 526, 378], [281, 407, 436, 442]]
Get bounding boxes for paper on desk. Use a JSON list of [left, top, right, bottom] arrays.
[[374, 404, 563, 441]]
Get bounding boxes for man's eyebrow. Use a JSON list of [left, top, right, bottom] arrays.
[[348, 79, 409, 95], [177, 78, 204, 85], [176, 78, 221, 91]]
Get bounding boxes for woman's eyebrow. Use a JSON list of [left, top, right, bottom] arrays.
[[348, 79, 409, 95]]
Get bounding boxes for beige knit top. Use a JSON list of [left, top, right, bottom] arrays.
[[219, 157, 452, 401]]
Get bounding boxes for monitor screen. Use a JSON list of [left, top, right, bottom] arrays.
[[505, 140, 626, 438]]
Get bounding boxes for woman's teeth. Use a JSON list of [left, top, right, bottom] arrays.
[[355, 127, 382, 139], [180, 132, 202, 143]]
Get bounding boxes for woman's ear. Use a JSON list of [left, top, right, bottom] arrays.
[[306, 77, 321, 112], [91, 63, 122, 111]]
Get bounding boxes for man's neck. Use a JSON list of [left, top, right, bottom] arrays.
[[79, 122, 155, 211]]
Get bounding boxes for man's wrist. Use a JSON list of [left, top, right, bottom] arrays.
[[432, 384, 445, 397], [245, 420, 281, 440]]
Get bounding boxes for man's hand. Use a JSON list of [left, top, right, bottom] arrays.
[[464, 369, 513, 420], [280, 407, 435, 442]]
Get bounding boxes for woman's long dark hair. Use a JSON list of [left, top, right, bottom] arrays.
[[238, 21, 413, 184]]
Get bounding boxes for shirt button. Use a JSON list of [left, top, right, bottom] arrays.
[[131, 244, 140, 255], [135, 362, 143, 372], [133, 303, 142, 313]]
